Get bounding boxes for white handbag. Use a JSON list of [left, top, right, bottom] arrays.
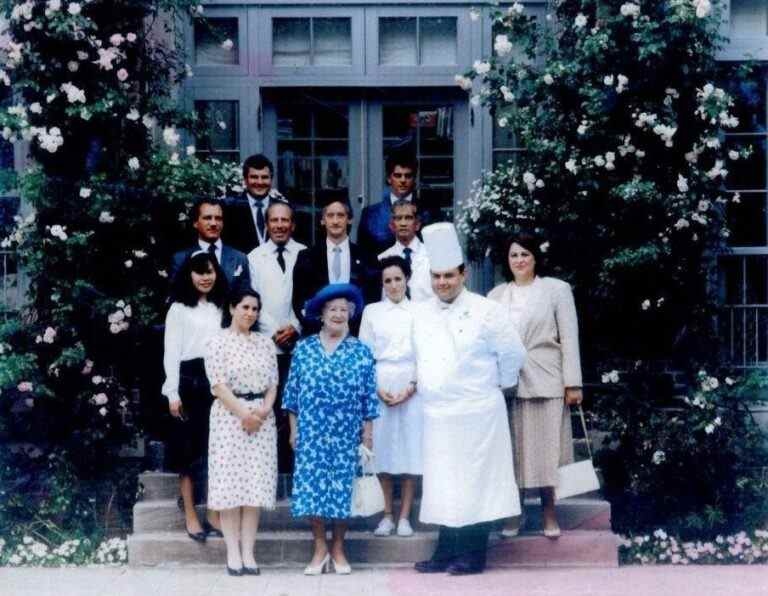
[[555, 406, 601, 500], [350, 444, 385, 517]]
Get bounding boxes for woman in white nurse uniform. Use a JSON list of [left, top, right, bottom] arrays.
[[359, 255, 421, 538]]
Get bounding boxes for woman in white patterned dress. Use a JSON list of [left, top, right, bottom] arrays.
[[205, 288, 278, 576], [359, 256, 420, 538]]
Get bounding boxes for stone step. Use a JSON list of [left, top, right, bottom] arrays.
[[488, 531, 619, 568], [127, 530, 436, 567], [127, 529, 618, 568], [133, 496, 611, 533]]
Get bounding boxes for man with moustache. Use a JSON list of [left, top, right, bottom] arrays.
[[411, 223, 526, 576], [248, 200, 306, 471], [292, 195, 373, 335], [170, 197, 250, 292], [225, 154, 288, 254]]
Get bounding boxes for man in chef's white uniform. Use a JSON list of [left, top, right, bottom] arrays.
[[412, 222, 526, 576]]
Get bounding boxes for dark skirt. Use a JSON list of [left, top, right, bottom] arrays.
[[165, 358, 214, 475]]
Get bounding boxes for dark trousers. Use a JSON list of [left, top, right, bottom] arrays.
[[431, 522, 493, 567], [275, 353, 294, 473]]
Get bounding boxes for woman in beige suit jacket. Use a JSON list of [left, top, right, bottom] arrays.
[[487, 232, 583, 538]]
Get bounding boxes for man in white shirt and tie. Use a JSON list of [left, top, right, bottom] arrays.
[[377, 199, 433, 302], [248, 200, 307, 472], [226, 154, 288, 254]]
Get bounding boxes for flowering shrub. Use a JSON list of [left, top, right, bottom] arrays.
[[619, 529, 768, 565], [593, 369, 768, 536], [456, 0, 749, 362], [0, 535, 127, 566], [0, 0, 242, 555]]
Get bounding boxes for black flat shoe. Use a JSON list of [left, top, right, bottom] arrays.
[[414, 558, 451, 573], [242, 566, 261, 576], [186, 528, 207, 543], [227, 566, 243, 576], [203, 521, 223, 538]]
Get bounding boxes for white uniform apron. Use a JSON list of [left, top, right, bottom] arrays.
[[413, 291, 525, 527]]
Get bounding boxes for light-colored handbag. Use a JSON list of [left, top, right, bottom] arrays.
[[350, 444, 385, 517], [555, 406, 601, 500]]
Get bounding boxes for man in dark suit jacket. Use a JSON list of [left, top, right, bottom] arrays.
[[170, 197, 251, 293], [358, 152, 420, 257], [292, 196, 374, 335], [224, 154, 288, 255]]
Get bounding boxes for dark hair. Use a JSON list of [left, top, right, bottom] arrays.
[[170, 252, 228, 307], [503, 231, 547, 280], [221, 288, 262, 331], [265, 199, 294, 221], [385, 151, 418, 176], [391, 199, 419, 218], [190, 197, 224, 223], [320, 195, 354, 219], [242, 154, 274, 179], [379, 255, 411, 280]]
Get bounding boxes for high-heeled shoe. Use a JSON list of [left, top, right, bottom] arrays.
[[242, 566, 261, 576], [227, 565, 243, 576], [332, 557, 352, 575], [186, 526, 207, 543], [303, 553, 330, 576]]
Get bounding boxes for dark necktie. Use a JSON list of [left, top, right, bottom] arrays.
[[254, 198, 265, 241], [207, 242, 218, 262], [403, 247, 413, 267], [276, 244, 286, 273]]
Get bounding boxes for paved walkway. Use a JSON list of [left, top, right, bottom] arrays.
[[2, 565, 768, 596]]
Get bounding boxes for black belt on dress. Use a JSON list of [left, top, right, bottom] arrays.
[[235, 392, 264, 402]]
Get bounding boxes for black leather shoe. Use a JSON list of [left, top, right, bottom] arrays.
[[414, 558, 451, 573], [242, 566, 261, 576], [227, 566, 244, 576], [447, 559, 485, 576], [203, 520, 224, 538], [186, 528, 207, 543]]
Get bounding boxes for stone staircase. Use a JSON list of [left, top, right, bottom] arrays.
[[128, 471, 619, 568]]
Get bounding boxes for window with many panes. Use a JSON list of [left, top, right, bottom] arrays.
[[378, 17, 457, 66], [276, 104, 350, 244], [718, 66, 768, 367], [194, 100, 240, 162], [272, 17, 352, 67]]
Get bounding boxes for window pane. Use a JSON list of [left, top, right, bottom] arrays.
[[194, 101, 239, 159], [195, 18, 238, 65], [727, 192, 766, 247], [314, 18, 352, 66], [380, 17, 417, 66], [314, 106, 349, 138], [273, 18, 310, 66], [725, 136, 766, 191], [493, 122, 518, 149], [420, 18, 457, 66], [277, 108, 312, 139], [730, 0, 768, 38]]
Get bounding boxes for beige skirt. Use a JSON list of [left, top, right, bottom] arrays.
[[508, 397, 574, 489]]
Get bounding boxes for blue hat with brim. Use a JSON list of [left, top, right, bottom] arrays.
[[304, 283, 364, 322]]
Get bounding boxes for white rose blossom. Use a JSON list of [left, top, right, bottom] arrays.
[[221, 39, 234, 51], [99, 211, 115, 224], [126, 108, 140, 121], [677, 175, 689, 193], [117, 68, 128, 82], [574, 13, 588, 29], [128, 157, 140, 170], [79, 187, 92, 198], [473, 60, 491, 75], [494, 34, 513, 57], [620, 3, 640, 18], [67, 2, 82, 16], [453, 75, 472, 91]]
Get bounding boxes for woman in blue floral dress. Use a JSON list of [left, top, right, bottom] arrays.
[[283, 283, 379, 576]]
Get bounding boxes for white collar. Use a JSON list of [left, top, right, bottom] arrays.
[[266, 238, 297, 253], [198, 238, 222, 251], [437, 288, 467, 311], [395, 237, 421, 252], [247, 192, 270, 206], [326, 236, 350, 252], [390, 192, 413, 205], [384, 296, 410, 310]]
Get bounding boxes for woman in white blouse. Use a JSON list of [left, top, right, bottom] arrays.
[[487, 233, 583, 539], [162, 251, 227, 543], [359, 256, 420, 538]]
